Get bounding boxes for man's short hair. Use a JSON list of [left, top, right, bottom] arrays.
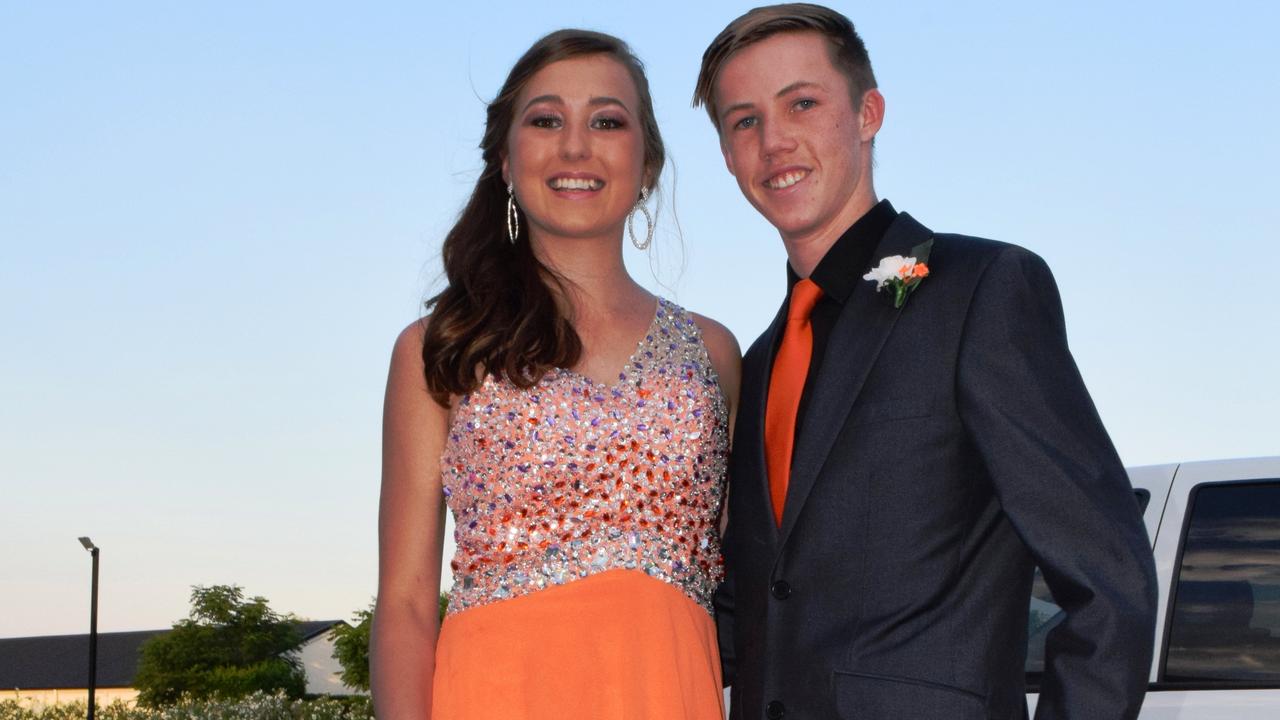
[[693, 3, 878, 131]]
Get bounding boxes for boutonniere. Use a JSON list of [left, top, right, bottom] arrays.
[[862, 239, 934, 309]]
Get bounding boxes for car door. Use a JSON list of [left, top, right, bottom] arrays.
[[1028, 458, 1280, 717], [1136, 457, 1280, 718]]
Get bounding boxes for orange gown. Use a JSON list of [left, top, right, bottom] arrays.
[[432, 299, 727, 719]]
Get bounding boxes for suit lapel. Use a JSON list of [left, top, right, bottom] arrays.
[[742, 301, 789, 539], [778, 213, 935, 544]]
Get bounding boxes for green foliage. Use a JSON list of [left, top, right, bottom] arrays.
[[294, 695, 372, 720], [0, 701, 140, 720], [328, 602, 372, 691], [0, 693, 373, 720], [96, 701, 142, 720], [0, 699, 39, 720], [134, 585, 306, 707], [24, 704, 82, 720], [154, 692, 293, 720]]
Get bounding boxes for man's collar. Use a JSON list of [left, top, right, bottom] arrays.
[[786, 199, 898, 303]]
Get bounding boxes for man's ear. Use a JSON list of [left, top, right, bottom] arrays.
[[859, 89, 885, 143]]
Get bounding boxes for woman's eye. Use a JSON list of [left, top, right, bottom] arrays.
[[592, 116, 626, 130], [530, 115, 561, 129]]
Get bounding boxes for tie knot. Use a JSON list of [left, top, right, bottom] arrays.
[[787, 278, 822, 321]]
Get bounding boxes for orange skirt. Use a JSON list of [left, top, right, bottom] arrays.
[[431, 569, 724, 719]]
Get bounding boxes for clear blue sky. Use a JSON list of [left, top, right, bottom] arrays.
[[3, 1, 1277, 637]]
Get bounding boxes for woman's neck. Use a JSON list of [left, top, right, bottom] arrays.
[[530, 232, 650, 319]]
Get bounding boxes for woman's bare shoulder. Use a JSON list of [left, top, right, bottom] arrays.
[[687, 311, 742, 405], [688, 312, 741, 365]]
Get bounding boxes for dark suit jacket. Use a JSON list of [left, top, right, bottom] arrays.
[[718, 213, 1158, 720]]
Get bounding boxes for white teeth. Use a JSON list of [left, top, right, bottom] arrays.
[[550, 177, 604, 191], [766, 170, 808, 189]]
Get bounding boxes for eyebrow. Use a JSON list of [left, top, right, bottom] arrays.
[[719, 81, 825, 123], [520, 94, 632, 114], [719, 100, 756, 123], [777, 80, 822, 97]]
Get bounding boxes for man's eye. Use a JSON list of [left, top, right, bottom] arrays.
[[592, 116, 626, 130], [733, 116, 757, 130], [530, 115, 561, 129], [793, 98, 817, 111]]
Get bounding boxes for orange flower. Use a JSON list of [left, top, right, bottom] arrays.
[[912, 263, 930, 278]]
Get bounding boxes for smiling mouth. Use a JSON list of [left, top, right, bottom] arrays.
[[548, 177, 605, 191], [764, 169, 809, 190]]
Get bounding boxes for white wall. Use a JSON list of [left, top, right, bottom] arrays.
[[8, 687, 139, 709], [298, 631, 363, 696]]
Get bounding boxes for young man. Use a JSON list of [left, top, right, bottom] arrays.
[[694, 5, 1158, 719]]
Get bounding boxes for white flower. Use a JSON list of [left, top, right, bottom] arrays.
[[862, 254, 918, 290]]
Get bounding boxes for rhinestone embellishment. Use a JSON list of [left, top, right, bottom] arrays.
[[440, 299, 728, 615]]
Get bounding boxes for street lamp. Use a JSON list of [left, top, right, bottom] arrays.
[[78, 537, 99, 720]]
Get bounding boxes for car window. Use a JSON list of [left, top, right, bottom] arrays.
[[1162, 481, 1280, 684], [1025, 489, 1150, 685]]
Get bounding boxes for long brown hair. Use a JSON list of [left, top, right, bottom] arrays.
[[421, 29, 665, 404]]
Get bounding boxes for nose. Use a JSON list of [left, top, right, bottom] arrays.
[[760, 117, 797, 160], [560, 121, 590, 161]]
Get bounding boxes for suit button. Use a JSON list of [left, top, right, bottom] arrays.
[[770, 580, 792, 599], [766, 700, 786, 718]]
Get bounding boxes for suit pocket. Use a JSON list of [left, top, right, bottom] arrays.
[[833, 670, 987, 720], [844, 395, 942, 428]]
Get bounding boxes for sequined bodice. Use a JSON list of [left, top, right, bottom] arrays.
[[441, 298, 728, 615]]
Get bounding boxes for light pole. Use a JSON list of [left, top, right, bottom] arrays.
[[78, 537, 98, 720]]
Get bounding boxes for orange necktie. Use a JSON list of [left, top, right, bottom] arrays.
[[765, 278, 823, 526]]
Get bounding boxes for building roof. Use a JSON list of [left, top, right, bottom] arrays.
[[296, 620, 342, 643], [0, 629, 166, 689], [0, 621, 343, 690]]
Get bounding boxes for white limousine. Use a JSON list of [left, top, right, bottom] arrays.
[[1027, 456, 1280, 718]]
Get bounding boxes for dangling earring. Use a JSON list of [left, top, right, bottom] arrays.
[[506, 182, 520, 244], [627, 186, 654, 251]]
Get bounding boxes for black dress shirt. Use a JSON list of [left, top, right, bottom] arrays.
[[779, 199, 897, 441]]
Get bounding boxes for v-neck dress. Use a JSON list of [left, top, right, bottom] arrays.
[[431, 298, 729, 719]]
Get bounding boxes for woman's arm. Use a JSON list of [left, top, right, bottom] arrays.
[[371, 320, 451, 719], [691, 312, 742, 437], [692, 312, 742, 687], [692, 312, 742, 534]]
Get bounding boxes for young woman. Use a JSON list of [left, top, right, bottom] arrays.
[[371, 29, 740, 719]]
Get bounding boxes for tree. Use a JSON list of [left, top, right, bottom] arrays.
[[133, 585, 306, 706], [330, 601, 372, 691], [331, 594, 450, 692]]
